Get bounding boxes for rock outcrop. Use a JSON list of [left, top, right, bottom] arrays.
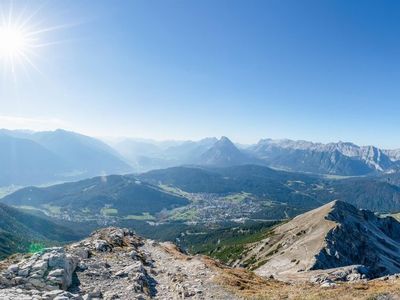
[[0, 247, 78, 291], [235, 200, 400, 282], [0, 227, 238, 299], [4, 218, 400, 299]]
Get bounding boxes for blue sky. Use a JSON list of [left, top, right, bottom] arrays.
[[1, 0, 400, 148]]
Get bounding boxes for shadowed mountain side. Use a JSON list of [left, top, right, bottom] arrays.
[[0, 129, 132, 187], [1, 175, 189, 217], [236, 200, 400, 281], [0, 203, 82, 259]]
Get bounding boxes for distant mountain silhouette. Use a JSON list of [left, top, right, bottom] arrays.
[[0, 129, 132, 186], [198, 136, 259, 167], [0, 133, 67, 186], [113, 136, 400, 175], [248, 139, 400, 176]]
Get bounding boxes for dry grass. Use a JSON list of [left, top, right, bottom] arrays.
[[161, 242, 193, 260], [208, 262, 400, 300], [0, 253, 31, 272]]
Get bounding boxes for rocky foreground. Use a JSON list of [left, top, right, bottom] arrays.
[[4, 214, 400, 299], [0, 227, 240, 300]]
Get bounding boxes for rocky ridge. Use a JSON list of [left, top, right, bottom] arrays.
[[4, 216, 400, 299], [235, 200, 400, 282], [250, 139, 400, 174], [0, 227, 238, 299]]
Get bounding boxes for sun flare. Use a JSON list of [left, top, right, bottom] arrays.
[[0, 4, 59, 77], [0, 16, 40, 75], [0, 2, 74, 79], [0, 26, 29, 57]]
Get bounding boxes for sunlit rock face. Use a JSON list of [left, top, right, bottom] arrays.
[[249, 139, 400, 176], [235, 200, 400, 282]]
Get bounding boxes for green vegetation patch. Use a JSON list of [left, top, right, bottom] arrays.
[[28, 242, 46, 254], [124, 212, 156, 221], [101, 207, 118, 216], [158, 184, 191, 198], [42, 204, 62, 215], [169, 208, 198, 221], [182, 221, 279, 264], [15, 205, 45, 213]]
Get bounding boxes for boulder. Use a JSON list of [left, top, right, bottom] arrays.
[[0, 248, 78, 291], [94, 240, 112, 252]]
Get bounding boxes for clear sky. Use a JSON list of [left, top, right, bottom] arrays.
[[1, 0, 400, 148]]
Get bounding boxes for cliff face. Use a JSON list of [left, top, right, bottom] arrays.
[[236, 200, 400, 281], [313, 201, 400, 276], [0, 227, 238, 299]]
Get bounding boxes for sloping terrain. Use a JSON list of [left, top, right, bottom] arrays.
[[1, 175, 189, 221], [140, 165, 400, 212], [112, 135, 400, 176], [313, 177, 400, 212], [0, 129, 132, 187], [236, 200, 400, 281], [0, 227, 240, 299], [141, 165, 323, 208], [2, 227, 400, 300], [0, 134, 68, 186], [197, 136, 260, 167], [113, 137, 219, 172], [29, 129, 131, 176], [0, 203, 82, 259], [248, 139, 400, 176]]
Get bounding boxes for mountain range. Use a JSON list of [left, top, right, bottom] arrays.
[[2, 129, 400, 298], [0, 129, 131, 186], [113, 135, 400, 176], [248, 139, 400, 175], [2, 128, 400, 187]]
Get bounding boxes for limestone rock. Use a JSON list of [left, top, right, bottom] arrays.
[[236, 201, 400, 282], [0, 227, 240, 299]]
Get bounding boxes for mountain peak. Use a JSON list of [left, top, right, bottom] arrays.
[[219, 136, 232, 142], [198, 136, 254, 167], [213, 136, 236, 149], [236, 200, 400, 281]]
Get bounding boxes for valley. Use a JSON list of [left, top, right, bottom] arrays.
[[2, 130, 400, 299], [2, 163, 400, 265], [2, 1, 399, 297]]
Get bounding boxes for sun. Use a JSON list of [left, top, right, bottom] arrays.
[[0, 14, 40, 75], [0, 3, 57, 77], [0, 26, 30, 58], [0, 3, 73, 79]]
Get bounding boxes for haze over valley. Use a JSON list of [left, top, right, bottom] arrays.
[[2, 129, 400, 265], [2, 0, 400, 299]]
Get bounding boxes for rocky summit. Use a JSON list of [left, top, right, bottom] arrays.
[[0, 227, 240, 300], [235, 200, 400, 282]]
